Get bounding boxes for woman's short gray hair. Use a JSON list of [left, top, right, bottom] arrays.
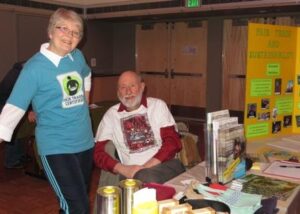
[[47, 8, 83, 37]]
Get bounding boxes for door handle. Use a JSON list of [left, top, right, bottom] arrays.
[[140, 70, 169, 78], [170, 69, 203, 79], [229, 74, 246, 79]]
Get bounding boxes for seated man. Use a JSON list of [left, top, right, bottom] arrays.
[[93, 70, 185, 186]]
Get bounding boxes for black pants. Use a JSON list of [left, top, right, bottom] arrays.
[[40, 148, 94, 214], [133, 158, 186, 184]]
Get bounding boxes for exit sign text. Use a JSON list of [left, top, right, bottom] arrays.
[[186, 0, 200, 8]]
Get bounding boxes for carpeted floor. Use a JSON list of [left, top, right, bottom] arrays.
[[0, 142, 100, 214]]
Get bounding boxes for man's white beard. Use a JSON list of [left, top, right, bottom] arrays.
[[119, 91, 143, 109]]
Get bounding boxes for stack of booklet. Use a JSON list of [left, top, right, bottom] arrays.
[[206, 109, 246, 184]]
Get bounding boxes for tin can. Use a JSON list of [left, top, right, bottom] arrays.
[[97, 186, 121, 214], [119, 179, 142, 214]]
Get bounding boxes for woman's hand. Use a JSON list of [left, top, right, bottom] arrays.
[[27, 111, 36, 123]]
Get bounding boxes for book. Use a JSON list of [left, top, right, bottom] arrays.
[[240, 174, 299, 201], [206, 110, 230, 176], [216, 124, 245, 183], [206, 109, 245, 184], [212, 117, 238, 175]]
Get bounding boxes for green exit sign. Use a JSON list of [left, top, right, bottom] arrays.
[[186, 0, 200, 8]]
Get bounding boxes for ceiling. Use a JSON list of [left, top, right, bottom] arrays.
[[8, 0, 300, 21], [31, 0, 171, 8]]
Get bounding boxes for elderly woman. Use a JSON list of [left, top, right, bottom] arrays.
[[0, 8, 94, 214]]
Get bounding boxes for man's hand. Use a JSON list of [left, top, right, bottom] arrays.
[[113, 163, 144, 178]]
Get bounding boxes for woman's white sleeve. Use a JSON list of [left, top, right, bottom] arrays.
[[0, 103, 26, 142]]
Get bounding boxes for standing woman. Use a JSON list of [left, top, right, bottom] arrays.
[[0, 8, 94, 214]]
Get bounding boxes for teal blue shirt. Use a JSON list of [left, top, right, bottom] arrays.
[[8, 49, 94, 155]]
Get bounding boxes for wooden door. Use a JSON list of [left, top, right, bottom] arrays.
[[222, 19, 248, 111], [170, 21, 207, 107], [136, 22, 171, 102], [136, 21, 207, 108]]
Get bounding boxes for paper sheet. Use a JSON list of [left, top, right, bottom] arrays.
[[89, 103, 100, 109], [263, 160, 300, 179]]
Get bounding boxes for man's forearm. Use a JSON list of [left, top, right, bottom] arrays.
[[143, 157, 161, 168]]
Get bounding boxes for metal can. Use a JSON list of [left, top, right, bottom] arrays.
[[119, 179, 142, 214], [97, 186, 121, 214]]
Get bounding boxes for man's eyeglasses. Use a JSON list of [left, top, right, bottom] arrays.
[[55, 26, 82, 39]]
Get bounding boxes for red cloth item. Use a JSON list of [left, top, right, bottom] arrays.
[[143, 182, 176, 201], [207, 183, 228, 195], [153, 125, 182, 162], [209, 183, 228, 191]]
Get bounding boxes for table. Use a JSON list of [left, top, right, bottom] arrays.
[[165, 162, 300, 214]]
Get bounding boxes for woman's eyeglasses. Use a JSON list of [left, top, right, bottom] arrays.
[[55, 26, 82, 39]]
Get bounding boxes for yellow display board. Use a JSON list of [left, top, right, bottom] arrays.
[[245, 23, 300, 140]]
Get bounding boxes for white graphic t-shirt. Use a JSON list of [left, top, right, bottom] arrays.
[[96, 97, 176, 165]]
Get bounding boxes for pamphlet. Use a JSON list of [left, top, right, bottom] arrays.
[[240, 174, 299, 201]]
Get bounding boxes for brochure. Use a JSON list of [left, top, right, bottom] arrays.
[[240, 174, 299, 201]]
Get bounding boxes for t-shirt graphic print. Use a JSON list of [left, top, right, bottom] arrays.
[[56, 71, 84, 108], [121, 113, 156, 153]]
